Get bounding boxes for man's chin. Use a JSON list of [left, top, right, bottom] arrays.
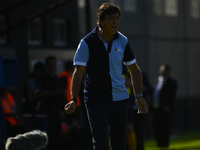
[[111, 29, 118, 34]]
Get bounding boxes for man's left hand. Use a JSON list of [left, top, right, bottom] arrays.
[[135, 97, 148, 114]]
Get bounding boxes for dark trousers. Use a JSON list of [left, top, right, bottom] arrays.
[[153, 110, 173, 147], [85, 98, 129, 150], [133, 110, 145, 150], [48, 112, 62, 150]]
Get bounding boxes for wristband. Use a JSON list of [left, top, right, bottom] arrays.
[[71, 97, 78, 104], [135, 94, 143, 99]]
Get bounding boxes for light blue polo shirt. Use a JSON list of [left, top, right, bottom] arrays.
[[74, 27, 136, 101]]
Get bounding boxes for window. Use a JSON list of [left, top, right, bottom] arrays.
[[109, 0, 120, 6], [164, 0, 178, 17], [28, 18, 42, 45], [53, 18, 67, 46], [123, 0, 137, 13], [78, 0, 85, 8], [153, 0, 178, 17], [153, 0, 163, 16], [190, 0, 200, 19], [0, 16, 6, 44]]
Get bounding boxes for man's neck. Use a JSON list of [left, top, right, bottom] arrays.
[[97, 27, 114, 44], [158, 75, 169, 81]]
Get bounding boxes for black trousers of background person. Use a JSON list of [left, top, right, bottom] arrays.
[[152, 109, 173, 147], [48, 111, 62, 150], [132, 110, 145, 150]]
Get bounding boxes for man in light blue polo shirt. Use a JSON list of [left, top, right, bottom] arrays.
[[64, 3, 148, 150]]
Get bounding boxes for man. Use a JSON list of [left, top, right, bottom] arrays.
[[64, 3, 148, 150], [22, 62, 49, 132], [44, 56, 66, 150], [22, 62, 50, 150], [152, 64, 178, 148]]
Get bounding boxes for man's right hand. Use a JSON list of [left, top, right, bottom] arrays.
[[64, 101, 76, 114]]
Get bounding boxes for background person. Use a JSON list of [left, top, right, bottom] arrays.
[[152, 64, 178, 148], [44, 56, 66, 150], [123, 66, 153, 150], [0, 87, 25, 138], [22, 62, 50, 150], [0, 92, 7, 150], [59, 60, 87, 150]]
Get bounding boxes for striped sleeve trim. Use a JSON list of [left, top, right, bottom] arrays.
[[124, 59, 136, 65], [74, 61, 87, 66]]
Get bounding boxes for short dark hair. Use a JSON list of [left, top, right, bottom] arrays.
[[33, 62, 46, 73], [45, 56, 56, 65], [162, 64, 171, 71], [97, 3, 121, 27]]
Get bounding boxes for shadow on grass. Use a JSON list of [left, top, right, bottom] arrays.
[[145, 147, 200, 150], [145, 131, 200, 150]]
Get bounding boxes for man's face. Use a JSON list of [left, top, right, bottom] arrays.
[[159, 65, 169, 77], [99, 12, 120, 36], [46, 59, 57, 75]]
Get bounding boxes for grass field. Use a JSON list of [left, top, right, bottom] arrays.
[[144, 131, 200, 150]]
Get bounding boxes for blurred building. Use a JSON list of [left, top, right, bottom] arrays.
[[1, 0, 200, 133], [0, 0, 80, 114]]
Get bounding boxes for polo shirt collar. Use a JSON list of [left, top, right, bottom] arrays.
[[91, 26, 119, 40]]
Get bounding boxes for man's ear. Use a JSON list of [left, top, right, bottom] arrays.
[[98, 19, 103, 28]]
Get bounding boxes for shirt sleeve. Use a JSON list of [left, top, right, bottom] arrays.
[[123, 42, 136, 65], [73, 39, 89, 66]]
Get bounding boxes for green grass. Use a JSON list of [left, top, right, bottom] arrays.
[[144, 131, 200, 150]]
